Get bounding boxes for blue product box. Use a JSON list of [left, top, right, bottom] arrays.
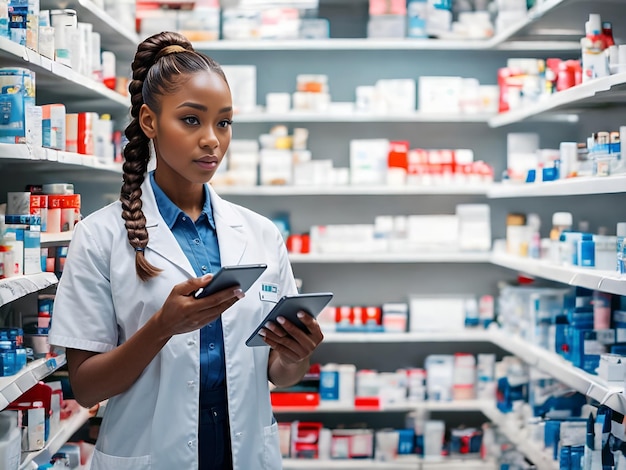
[[580, 329, 615, 374], [319, 368, 339, 400], [0, 67, 36, 144], [397, 429, 415, 454], [4, 214, 41, 225]]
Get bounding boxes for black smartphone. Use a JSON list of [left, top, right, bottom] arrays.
[[245, 292, 334, 347], [194, 264, 268, 299]]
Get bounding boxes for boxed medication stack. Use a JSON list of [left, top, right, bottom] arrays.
[[0, 67, 36, 144]]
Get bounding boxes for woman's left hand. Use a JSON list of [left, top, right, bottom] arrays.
[[260, 312, 324, 365]]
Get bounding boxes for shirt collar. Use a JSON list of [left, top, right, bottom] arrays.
[[149, 171, 215, 230]]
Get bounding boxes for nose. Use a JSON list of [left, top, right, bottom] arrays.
[[199, 125, 219, 150]]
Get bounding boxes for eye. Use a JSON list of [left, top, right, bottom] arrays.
[[218, 119, 233, 129], [182, 116, 200, 126]]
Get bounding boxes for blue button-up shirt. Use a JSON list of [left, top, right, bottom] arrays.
[[150, 172, 225, 390]]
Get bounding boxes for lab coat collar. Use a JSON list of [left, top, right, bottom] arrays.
[[140, 178, 247, 278]]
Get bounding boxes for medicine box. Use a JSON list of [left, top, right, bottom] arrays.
[[0, 68, 35, 144], [42, 104, 66, 150]]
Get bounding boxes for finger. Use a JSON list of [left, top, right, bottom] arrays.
[[261, 335, 303, 363], [198, 292, 242, 315], [262, 321, 289, 338], [275, 315, 321, 346], [197, 288, 245, 309], [175, 274, 214, 296], [263, 327, 313, 360]]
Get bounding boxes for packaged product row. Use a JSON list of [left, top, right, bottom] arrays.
[[503, 209, 626, 273], [136, 0, 543, 41], [0, 68, 123, 161], [0, 2, 129, 91], [498, 282, 626, 379], [221, 67, 500, 116], [1, 183, 79, 278], [213, 125, 494, 188], [0, 379, 94, 469]]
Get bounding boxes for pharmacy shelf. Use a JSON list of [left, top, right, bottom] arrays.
[[282, 457, 494, 469], [490, 330, 626, 416], [193, 39, 577, 52], [289, 252, 492, 263], [488, 175, 626, 198], [40, 232, 73, 246], [0, 37, 129, 115], [40, 0, 139, 61], [482, 404, 558, 470], [233, 112, 495, 123], [0, 354, 66, 412], [0, 143, 123, 174], [274, 399, 493, 414], [215, 184, 491, 196], [489, 72, 626, 128], [20, 405, 93, 469], [0, 272, 58, 309], [490, 252, 626, 296], [321, 331, 493, 343]]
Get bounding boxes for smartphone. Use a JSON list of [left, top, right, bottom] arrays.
[[194, 264, 268, 299], [245, 292, 334, 347]]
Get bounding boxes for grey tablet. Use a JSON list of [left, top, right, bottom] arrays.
[[194, 264, 267, 299], [245, 292, 334, 347]]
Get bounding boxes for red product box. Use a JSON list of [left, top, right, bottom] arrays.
[[271, 392, 320, 408], [77, 112, 97, 155], [387, 140, 410, 171]]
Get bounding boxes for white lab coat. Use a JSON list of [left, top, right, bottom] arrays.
[[49, 178, 297, 470]]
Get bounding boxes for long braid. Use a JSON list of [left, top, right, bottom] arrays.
[[120, 32, 196, 281]]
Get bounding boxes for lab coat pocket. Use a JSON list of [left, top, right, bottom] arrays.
[[91, 448, 151, 470], [262, 421, 282, 469]]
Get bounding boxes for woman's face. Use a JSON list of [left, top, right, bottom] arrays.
[[141, 69, 233, 189]]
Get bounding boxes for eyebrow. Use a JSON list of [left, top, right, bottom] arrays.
[[176, 102, 233, 114]]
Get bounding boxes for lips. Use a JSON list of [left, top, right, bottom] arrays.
[[195, 155, 219, 164]]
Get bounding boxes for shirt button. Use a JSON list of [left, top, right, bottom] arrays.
[[187, 339, 196, 346], [187, 441, 193, 447], [201, 265, 208, 272], [194, 238, 201, 245], [187, 381, 195, 388], [208, 324, 213, 328], [182, 216, 187, 222], [209, 343, 215, 350]]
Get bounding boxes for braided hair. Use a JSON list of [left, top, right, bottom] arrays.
[[120, 31, 227, 281]]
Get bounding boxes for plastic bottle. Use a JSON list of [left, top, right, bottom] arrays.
[[617, 222, 626, 273], [550, 212, 573, 264]]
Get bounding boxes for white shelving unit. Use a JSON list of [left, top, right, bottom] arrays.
[[321, 331, 493, 343], [488, 175, 626, 198], [490, 252, 626, 296], [274, 399, 493, 414], [481, 405, 558, 470], [0, 143, 123, 173], [282, 456, 493, 469], [0, 272, 58, 309], [0, 354, 66, 411], [214, 184, 491, 196], [489, 72, 626, 128], [289, 252, 492, 263], [0, 37, 129, 114], [40, 232, 74, 246], [20, 405, 93, 469], [233, 111, 496, 123]]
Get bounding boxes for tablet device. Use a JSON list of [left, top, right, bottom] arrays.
[[194, 264, 267, 299], [245, 292, 334, 347]]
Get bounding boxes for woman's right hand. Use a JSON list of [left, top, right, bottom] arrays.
[[154, 274, 245, 336]]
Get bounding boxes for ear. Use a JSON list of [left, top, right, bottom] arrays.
[[139, 104, 157, 139]]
